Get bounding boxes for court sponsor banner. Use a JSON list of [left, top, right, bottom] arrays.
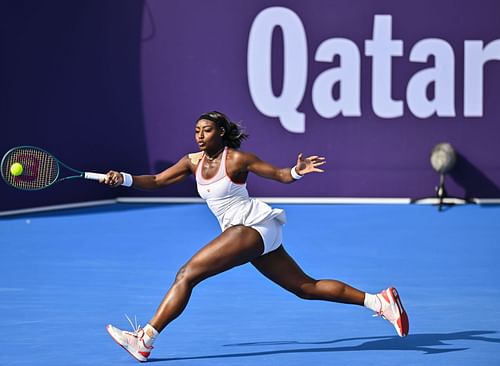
[[2, 1, 500, 212], [141, 0, 500, 198]]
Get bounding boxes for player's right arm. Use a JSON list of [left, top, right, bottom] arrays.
[[103, 154, 195, 189]]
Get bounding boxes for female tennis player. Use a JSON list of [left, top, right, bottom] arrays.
[[103, 111, 409, 362]]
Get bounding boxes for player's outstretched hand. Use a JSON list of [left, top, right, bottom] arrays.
[[102, 170, 124, 187], [295, 153, 326, 176]]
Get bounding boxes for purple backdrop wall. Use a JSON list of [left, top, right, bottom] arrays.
[[1, 0, 499, 212], [1, 1, 150, 211], [140, 0, 500, 199]]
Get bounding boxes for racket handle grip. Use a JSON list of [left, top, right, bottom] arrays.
[[84, 172, 107, 181]]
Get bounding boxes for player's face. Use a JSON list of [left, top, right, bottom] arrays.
[[195, 119, 223, 151]]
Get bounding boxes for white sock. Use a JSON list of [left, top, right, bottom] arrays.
[[143, 324, 159, 347], [363, 293, 381, 313]]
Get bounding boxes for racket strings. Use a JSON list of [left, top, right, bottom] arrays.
[[1, 147, 58, 190]]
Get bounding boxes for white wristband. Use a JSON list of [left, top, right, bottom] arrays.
[[120, 172, 133, 187], [290, 166, 303, 180]]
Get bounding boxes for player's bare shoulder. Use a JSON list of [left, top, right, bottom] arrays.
[[186, 151, 203, 173], [226, 148, 259, 171], [187, 151, 203, 165]]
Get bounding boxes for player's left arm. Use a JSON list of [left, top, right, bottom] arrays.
[[241, 151, 326, 183]]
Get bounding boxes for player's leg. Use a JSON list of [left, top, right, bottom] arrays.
[[107, 225, 264, 361], [149, 225, 264, 331], [251, 246, 409, 337], [251, 246, 365, 304]]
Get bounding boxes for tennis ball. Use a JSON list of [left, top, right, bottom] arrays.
[[10, 162, 24, 176]]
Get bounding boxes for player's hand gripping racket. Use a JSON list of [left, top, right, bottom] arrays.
[[1, 146, 106, 191]]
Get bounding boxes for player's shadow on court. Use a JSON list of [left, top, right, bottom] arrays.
[[148, 330, 500, 362]]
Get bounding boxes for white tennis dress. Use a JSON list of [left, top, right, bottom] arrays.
[[195, 147, 286, 254]]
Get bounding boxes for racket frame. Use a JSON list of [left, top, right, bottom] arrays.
[[1, 145, 105, 191]]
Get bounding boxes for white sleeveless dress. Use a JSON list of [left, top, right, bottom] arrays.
[[195, 147, 286, 254]]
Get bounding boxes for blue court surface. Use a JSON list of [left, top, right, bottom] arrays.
[[1, 203, 499, 366]]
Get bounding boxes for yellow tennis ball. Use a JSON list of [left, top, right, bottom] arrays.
[[10, 162, 24, 176]]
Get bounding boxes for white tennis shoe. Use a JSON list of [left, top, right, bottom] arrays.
[[106, 324, 153, 362], [375, 287, 409, 337]]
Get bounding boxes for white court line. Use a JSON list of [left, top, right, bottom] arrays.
[[116, 197, 411, 205], [1, 196, 499, 217], [0, 199, 115, 217]]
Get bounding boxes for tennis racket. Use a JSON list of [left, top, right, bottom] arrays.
[[1, 146, 107, 191]]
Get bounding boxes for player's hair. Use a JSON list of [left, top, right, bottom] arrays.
[[197, 111, 248, 148]]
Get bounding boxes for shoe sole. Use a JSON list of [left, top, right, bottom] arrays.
[[386, 287, 409, 337], [106, 325, 148, 363]]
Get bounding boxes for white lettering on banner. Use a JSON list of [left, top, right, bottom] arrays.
[[247, 7, 500, 133], [365, 15, 404, 118], [247, 7, 308, 133], [464, 40, 500, 116], [312, 38, 361, 118], [407, 39, 456, 118]]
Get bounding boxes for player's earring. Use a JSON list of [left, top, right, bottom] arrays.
[[220, 128, 225, 136]]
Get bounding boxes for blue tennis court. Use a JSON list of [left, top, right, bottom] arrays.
[[1, 202, 499, 365]]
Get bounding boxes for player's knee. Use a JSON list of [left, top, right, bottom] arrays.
[[174, 265, 195, 287], [292, 282, 317, 300], [174, 265, 187, 282], [294, 289, 313, 300], [174, 263, 203, 287]]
